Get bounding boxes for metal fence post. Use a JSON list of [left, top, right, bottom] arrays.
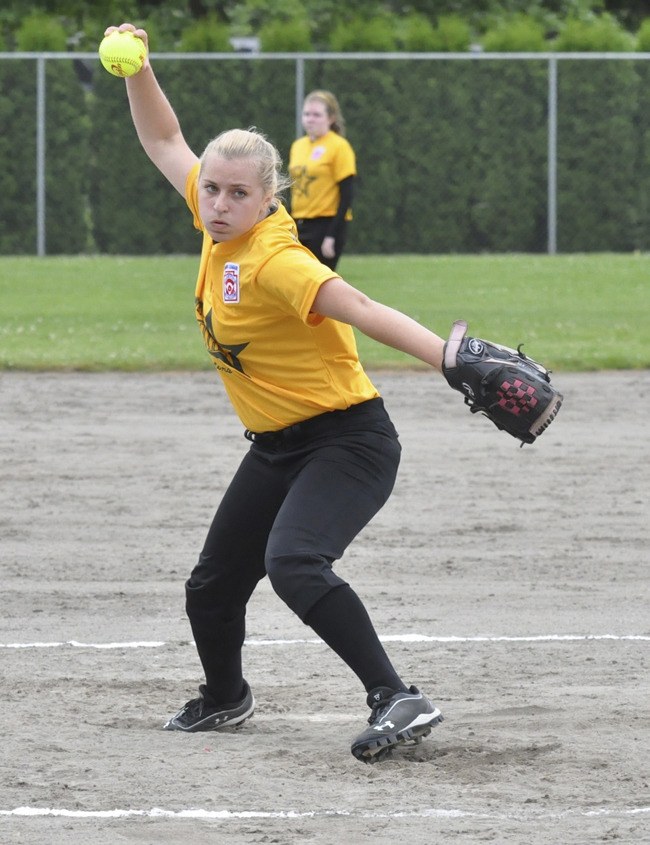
[[295, 56, 304, 139], [36, 56, 46, 257], [547, 56, 558, 256]]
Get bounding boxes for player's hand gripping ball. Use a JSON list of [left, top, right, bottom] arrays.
[[98, 30, 146, 78]]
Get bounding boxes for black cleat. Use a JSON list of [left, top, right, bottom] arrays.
[[351, 685, 443, 763], [163, 681, 255, 732]]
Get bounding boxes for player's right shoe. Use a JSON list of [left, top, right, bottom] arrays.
[[351, 685, 443, 763], [163, 681, 255, 732]]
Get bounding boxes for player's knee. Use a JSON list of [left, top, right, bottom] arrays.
[[265, 550, 343, 619], [265, 551, 299, 607]]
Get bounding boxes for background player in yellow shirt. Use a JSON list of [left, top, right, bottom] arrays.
[[107, 23, 445, 764], [289, 90, 356, 270]]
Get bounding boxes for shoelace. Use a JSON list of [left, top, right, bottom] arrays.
[[367, 694, 393, 725], [184, 696, 206, 718]]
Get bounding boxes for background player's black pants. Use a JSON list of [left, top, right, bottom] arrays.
[[294, 216, 348, 270], [185, 398, 407, 705]]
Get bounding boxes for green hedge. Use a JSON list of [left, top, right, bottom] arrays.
[[89, 68, 181, 254], [0, 60, 38, 253], [556, 60, 640, 251], [2, 54, 649, 255], [470, 60, 548, 252], [639, 61, 650, 243], [0, 57, 89, 254]]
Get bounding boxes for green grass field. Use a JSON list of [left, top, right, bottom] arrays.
[[1, 253, 647, 371]]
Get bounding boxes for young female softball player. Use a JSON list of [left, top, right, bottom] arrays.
[[105, 23, 445, 763], [289, 90, 356, 270]]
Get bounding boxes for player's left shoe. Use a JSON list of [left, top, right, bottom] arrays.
[[351, 685, 443, 763]]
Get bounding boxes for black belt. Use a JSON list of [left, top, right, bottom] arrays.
[[244, 398, 384, 448], [295, 216, 333, 225]]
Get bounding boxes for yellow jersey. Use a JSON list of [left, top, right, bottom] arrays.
[[289, 131, 356, 220], [185, 163, 378, 432]]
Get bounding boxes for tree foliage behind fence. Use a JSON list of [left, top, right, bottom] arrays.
[[1, 54, 648, 255]]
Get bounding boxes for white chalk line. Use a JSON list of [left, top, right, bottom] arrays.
[[3, 636, 646, 832], [1, 634, 648, 649], [1, 805, 648, 822]]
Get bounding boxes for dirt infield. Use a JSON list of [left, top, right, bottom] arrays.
[[2, 369, 649, 844]]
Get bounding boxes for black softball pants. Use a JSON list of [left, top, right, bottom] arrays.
[[185, 398, 405, 705], [295, 216, 348, 270]]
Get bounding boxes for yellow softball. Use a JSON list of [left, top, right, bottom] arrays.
[[98, 30, 146, 78]]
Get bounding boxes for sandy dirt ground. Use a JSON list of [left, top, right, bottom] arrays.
[[1, 369, 648, 845]]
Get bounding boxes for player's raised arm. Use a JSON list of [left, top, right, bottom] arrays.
[[103, 23, 198, 196], [311, 276, 445, 371]]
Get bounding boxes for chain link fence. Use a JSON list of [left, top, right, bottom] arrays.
[[1, 51, 648, 255]]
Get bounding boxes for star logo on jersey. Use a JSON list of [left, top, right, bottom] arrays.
[[290, 165, 317, 198], [196, 305, 249, 375], [210, 339, 249, 374]]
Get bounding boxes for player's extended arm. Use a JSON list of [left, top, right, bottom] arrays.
[[106, 24, 198, 195], [311, 276, 444, 371]]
